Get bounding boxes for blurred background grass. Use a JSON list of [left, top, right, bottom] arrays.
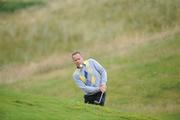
[[0, 0, 179, 66]]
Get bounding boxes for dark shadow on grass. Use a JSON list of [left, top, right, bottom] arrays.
[[0, 1, 44, 13]]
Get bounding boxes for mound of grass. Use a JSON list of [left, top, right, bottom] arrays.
[[0, 88, 157, 120]]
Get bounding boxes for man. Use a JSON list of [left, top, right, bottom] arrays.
[[72, 51, 107, 106]]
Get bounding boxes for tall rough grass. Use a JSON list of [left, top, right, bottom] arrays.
[[0, 0, 179, 66]]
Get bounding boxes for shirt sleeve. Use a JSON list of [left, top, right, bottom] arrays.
[[90, 58, 107, 85], [73, 73, 100, 94]]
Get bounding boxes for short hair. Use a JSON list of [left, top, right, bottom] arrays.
[[72, 51, 81, 57]]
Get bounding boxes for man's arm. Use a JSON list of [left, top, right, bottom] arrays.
[[73, 74, 100, 94], [90, 59, 107, 93], [90, 59, 107, 85]]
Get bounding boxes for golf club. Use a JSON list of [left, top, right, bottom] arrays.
[[94, 92, 103, 104]]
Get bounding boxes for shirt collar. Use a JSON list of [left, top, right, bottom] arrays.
[[77, 62, 86, 69]]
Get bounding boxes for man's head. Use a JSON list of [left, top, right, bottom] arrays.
[[72, 51, 84, 68]]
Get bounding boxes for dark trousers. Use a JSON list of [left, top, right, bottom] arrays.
[[84, 92, 106, 106]]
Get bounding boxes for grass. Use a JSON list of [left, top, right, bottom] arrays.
[[104, 33, 180, 119], [0, 88, 157, 120], [0, 0, 180, 120], [3, 30, 180, 120], [0, 0, 44, 13], [0, 0, 179, 66]]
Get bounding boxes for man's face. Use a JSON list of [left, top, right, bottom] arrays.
[[72, 53, 83, 67]]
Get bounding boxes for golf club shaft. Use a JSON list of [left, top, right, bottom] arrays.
[[98, 92, 104, 103]]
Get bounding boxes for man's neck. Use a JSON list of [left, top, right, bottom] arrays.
[[77, 63, 86, 69]]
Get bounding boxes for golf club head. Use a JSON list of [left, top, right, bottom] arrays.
[[94, 100, 100, 104], [94, 92, 103, 104]]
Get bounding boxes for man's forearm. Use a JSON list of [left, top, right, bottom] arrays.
[[80, 86, 100, 94]]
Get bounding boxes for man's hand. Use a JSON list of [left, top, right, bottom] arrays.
[[99, 84, 107, 93]]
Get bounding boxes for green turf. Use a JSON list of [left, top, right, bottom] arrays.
[[0, 88, 158, 120]]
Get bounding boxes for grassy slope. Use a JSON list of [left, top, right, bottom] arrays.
[[105, 33, 180, 119], [4, 30, 180, 120], [0, 0, 180, 120], [0, 88, 157, 120]]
